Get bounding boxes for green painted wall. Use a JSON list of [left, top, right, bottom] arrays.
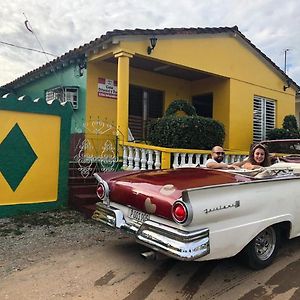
[[11, 65, 86, 134], [0, 93, 72, 217]]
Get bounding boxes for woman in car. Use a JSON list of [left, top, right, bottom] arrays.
[[240, 143, 271, 170]]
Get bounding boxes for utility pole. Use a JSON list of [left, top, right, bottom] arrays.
[[284, 49, 290, 74]]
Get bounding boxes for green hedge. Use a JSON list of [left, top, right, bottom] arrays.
[[147, 115, 225, 149], [267, 115, 300, 139]]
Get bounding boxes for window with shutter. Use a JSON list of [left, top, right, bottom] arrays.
[[45, 86, 79, 109], [253, 96, 276, 143]]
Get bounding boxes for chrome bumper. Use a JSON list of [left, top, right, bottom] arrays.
[[92, 202, 210, 261]]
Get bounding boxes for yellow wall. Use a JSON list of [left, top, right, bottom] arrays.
[[191, 77, 231, 148], [229, 79, 295, 150], [0, 111, 60, 205], [119, 37, 289, 92], [86, 61, 193, 120], [86, 61, 118, 125]]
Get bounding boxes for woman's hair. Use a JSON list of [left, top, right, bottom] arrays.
[[248, 143, 271, 167]]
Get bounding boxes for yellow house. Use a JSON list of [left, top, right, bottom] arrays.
[[86, 26, 298, 151]]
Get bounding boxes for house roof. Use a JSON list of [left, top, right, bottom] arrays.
[[2, 26, 299, 90]]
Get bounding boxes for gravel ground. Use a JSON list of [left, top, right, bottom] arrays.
[[0, 208, 114, 280]]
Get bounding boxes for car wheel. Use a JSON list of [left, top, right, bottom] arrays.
[[242, 225, 280, 270]]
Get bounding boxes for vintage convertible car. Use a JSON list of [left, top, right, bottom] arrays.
[[92, 162, 300, 270]]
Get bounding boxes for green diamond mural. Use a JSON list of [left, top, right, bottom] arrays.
[[0, 123, 38, 191]]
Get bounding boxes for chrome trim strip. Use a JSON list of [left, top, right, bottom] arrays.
[[92, 202, 209, 261]]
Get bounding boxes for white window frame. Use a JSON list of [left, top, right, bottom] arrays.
[[253, 96, 276, 142], [45, 86, 79, 109]]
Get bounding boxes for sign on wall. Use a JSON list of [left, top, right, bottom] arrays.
[[98, 78, 117, 99]]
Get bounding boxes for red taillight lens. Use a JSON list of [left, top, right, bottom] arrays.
[[96, 184, 105, 200], [172, 202, 188, 223]]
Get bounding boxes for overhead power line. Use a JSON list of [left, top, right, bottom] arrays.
[[0, 40, 57, 57]]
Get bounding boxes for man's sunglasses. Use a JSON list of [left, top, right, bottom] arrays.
[[213, 151, 225, 155]]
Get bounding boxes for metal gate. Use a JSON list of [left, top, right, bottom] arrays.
[[70, 118, 123, 178]]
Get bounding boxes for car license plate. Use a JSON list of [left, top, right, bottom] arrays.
[[128, 208, 150, 223]]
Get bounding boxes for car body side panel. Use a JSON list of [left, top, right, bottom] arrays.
[[186, 177, 300, 260]]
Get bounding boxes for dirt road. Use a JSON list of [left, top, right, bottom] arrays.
[[1, 210, 300, 299]]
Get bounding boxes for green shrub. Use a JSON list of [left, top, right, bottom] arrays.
[[147, 115, 225, 149], [164, 99, 197, 117], [283, 115, 299, 131], [267, 115, 300, 140]]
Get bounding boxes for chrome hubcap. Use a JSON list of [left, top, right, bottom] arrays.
[[254, 227, 276, 261]]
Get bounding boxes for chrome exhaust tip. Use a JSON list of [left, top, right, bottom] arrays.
[[141, 251, 156, 260]]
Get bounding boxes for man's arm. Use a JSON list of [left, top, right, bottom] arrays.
[[205, 159, 229, 169]]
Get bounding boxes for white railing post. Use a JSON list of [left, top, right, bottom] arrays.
[[224, 155, 229, 164], [147, 150, 154, 170], [188, 153, 193, 165], [128, 147, 134, 170], [180, 153, 186, 166], [123, 146, 128, 169], [173, 153, 179, 168], [202, 154, 208, 165], [134, 148, 140, 170], [154, 150, 161, 169], [141, 149, 147, 170], [195, 154, 201, 166]]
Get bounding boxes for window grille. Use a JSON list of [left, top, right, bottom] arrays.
[[45, 86, 79, 109], [253, 96, 275, 143]]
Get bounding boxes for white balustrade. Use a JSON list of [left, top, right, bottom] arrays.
[[122, 145, 246, 171]]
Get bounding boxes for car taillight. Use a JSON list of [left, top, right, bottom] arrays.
[[172, 201, 188, 223], [96, 183, 105, 200]]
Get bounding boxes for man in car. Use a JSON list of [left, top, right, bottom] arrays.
[[205, 146, 239, 169]]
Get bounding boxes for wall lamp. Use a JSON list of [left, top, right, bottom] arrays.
[[283, 79, 291, 91], [147, 37, 158, 55], [77, 56, 87, 77]]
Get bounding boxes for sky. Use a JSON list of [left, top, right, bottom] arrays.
[[1, 0, 300, 87]]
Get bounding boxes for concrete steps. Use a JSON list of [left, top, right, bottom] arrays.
[[68, 162, 99, 218]]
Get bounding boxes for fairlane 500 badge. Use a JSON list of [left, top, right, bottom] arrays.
[[204, 200, 240, 214]]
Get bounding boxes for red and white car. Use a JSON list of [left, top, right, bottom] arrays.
[[92, 162, 300, 269]]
